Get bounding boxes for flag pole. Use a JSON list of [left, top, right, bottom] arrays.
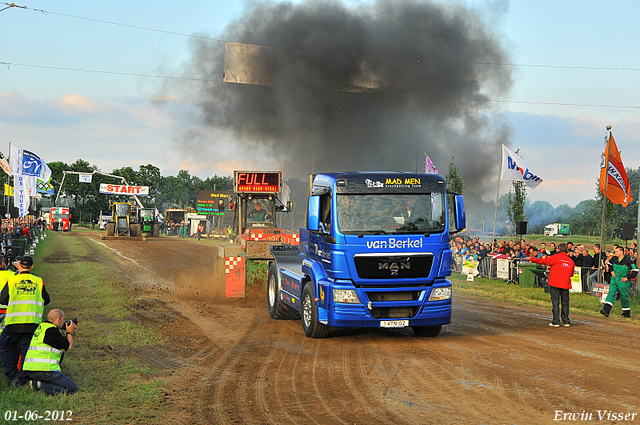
[[598, 128, 613, 283], [493, 144, 503, 239]]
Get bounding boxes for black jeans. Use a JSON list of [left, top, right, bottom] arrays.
[[549, 286, 570, 325]]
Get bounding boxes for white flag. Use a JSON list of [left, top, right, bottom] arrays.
[[10, 145, 52, 181], [14, 174, 30, 217], [500, 145, 543, 189]]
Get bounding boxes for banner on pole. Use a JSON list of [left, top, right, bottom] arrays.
[[599, 132, 632, 207], [0, 151, 12, 176], [79, 174, 93, 183], [425, 153, 438, 174], [10, 145, 51, 181], [500, 145, 543, 189], [99, 184, 149, 196], [4, 183, 13, 196]]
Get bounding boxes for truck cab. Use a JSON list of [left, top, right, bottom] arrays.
[[268, 172, 466, 337]]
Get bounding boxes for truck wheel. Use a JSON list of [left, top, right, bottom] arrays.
[[412, 325, 442, 337], [130, 224, 140, 237], [106, 222, 115, 237], [267, 263, 299, 320], [301, 284, 330, 338], [153, 226, 159, 238]]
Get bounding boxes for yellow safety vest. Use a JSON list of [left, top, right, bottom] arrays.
[[0, 269, 15, 312], [22, 322, 63, 372], [4, 272, 44, 326]]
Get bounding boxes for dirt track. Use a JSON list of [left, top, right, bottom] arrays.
[[73, 232, 640, 424]]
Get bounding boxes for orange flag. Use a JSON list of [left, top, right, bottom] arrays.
[[599, 133, 632, 207]]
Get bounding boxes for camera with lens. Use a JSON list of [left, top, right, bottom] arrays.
[[64, 317, 78, 331]]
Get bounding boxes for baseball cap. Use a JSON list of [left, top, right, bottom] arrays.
[[20, 256, 33, 268]]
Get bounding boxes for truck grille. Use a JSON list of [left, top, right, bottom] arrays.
[[354, 254, 433, 279], [366, 291, 420, 302], [370, 306, 419, 319]]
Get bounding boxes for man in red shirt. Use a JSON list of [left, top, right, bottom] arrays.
[[525, 243, 574, 327]]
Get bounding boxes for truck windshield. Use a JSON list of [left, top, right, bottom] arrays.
[[336, 193, 446, 234], [53, 214, 70, 220]]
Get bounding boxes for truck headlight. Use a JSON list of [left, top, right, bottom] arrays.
[[333, 289, 360, 304], [429, 286, 451, 301]]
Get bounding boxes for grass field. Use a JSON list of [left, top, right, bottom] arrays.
[[0, 232, 168, 424]]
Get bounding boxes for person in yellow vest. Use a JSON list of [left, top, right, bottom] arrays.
[[23, 309, 77, 394], [0, 256, 50, 387], [0, 254, 16, 332]]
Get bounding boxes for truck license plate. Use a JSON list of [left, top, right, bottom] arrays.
[[380, 320, 409, 328]]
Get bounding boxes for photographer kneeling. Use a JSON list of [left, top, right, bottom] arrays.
[[22, 309, 78, 395]]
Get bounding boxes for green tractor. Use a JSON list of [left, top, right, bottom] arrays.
[[139, 208, 160, 238]]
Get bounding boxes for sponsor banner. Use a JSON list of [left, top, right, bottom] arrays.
[[500, 145, 543, 189], [13, 174, 30, 217], [79, 173, 93, 183], [599, 133, 632, 207], [10, 145, 52, 181], [99, 183, 149, 196], [591, 282, 609, 300], [425, 153, 438, 174], [462, 260, 479, 276], [0, 151, 12, 176], [36, 178, 55, 195], [570, 267, 582, 293]]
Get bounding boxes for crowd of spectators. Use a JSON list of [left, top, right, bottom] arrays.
[[1, 217, 45, 251]]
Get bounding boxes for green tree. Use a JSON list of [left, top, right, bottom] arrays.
[[506, 180, 527, 235], [446, 157, 465, 231], [446, 157, 464, 194]]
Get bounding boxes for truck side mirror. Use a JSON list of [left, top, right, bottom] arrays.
[[286, 201, 293, 212], [454, 194, 466, 232], [307, 196, 321, 232]]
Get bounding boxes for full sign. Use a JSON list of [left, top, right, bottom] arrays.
[[99, 184, 149, 196], [234, 171, 281, 193]]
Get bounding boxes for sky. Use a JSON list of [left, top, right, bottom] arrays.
[[1, 0, 639, 208]]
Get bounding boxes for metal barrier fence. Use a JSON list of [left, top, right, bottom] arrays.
[[452, 254, 639, 297]]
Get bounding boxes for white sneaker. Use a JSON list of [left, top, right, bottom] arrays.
[[548, 323, 560, 327], [563, 323, 570, 327]]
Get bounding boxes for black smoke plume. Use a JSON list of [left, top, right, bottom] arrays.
[[176, 0, 513, 199]]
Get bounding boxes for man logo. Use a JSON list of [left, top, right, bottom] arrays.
[[378, 261, 410, 276]]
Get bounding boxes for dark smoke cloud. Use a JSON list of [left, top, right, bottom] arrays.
[[176, 0, 513, 198]]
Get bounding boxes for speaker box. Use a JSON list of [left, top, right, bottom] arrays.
[[9, 207, 18, 218], [621, 222, 635, 240], [515, 221, 528, 235], [0, 206, 6, 217]]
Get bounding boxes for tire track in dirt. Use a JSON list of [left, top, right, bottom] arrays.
[[342, 338, 399, 425]]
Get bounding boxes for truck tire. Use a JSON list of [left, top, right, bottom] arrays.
[[153, 225, 159, 238], [106, 222, 115, 237], [267, 263, 300, 320], [130, 224, 140, 237], [412, 325, 442, 337], [301, 283, 330, 338]]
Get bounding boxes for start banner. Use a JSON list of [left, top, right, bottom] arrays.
[[99, 183, 149, 196]]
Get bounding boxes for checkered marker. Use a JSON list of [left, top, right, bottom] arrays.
[[225, 256, 246, 298], [225, 256, 243, 273]]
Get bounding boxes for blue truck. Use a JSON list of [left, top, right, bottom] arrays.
[[267, 171, 466, 338]]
